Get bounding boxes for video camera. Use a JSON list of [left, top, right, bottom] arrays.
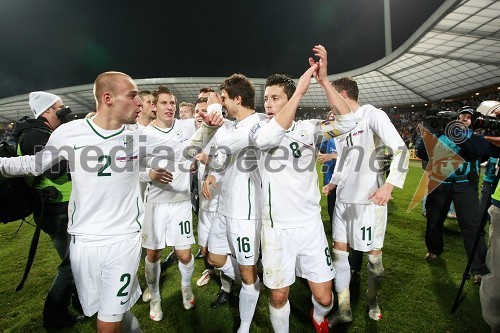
[[470, 112, 500, 133], [56, 106, 72, 123], [422, 109, 458, 133]]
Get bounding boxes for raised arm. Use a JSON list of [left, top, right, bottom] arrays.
[[309, 45, 351, 116]]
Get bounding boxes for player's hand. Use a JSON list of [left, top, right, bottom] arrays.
[[199, 111, 224, 127], [195, 152, 209, 165], [295, 63, 319, 96], [322, 183, 336, 196], [149, 169, 173, 184], [202, 174, 217, 199], [485, 136, 500, 147], [207, 92, 222, 106], [317, 152, 337, 163], [368, 182, 394, 206], [309, 44, 328, 84]]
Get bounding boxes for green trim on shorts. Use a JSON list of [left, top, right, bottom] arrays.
[[247, 178, 251, 220], [70, 201, 76, 226], [268, 183, 273, 228], [135, 197, 142, 230]]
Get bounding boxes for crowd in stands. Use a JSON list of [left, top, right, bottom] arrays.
[[1, 89, 499, 149]]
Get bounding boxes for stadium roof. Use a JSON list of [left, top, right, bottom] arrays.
[[0, 0, 499, 122]]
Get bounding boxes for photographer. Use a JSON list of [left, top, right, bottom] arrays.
[[16, 92, 83, 329], [417, 106, 489, 282], [477, 100, 500, 333]]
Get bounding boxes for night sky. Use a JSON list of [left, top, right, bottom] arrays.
[[0, 0, 445, 99]]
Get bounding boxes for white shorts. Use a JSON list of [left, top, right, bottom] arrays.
[[70, 233, 142, 319], [142, 200, 194, 250], [333, 202, 387, 252], [261, 222, 335, 289], [208, 213, 261, 265], [197, 209, 217, 247]]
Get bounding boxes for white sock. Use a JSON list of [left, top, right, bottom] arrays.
[[238, 276, 261, 333], [333, 249, 351, 292], [220, 271, 233, 293], [145, 257, 161, 299], [269, 300, 290, 333], [178, 255, 194, 287], [337, 288, 351, 312], [220, 256, 241, 284], [311, 293, 333, 324], [121, 311, 143, 333]]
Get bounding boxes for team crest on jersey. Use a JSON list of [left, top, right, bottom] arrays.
[[298, 130, 310, 140], [122, 135, 134, 150], [175, 129, 183, 138]]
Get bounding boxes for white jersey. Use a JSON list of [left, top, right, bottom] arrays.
[[144, 119, 196, 203], [252, 113, 357, 229], [197, 132, 224, 212], [0, 118, 181, 245], [331, 104, 409, 204], [211, 113, 265, 220]]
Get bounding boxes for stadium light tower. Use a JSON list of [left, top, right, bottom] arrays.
[[384, 0, 392, 56]]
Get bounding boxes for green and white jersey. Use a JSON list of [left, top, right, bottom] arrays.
[[331, 104, 409, 204], [143, 119, 196, 203], [251, 113, 357, 228], [0, 118, 181, 245], [211, 113, 265, 220], [198, 130, 225, 212]]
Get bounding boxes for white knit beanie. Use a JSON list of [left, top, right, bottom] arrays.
[[28, 91, 61, 119], [477, 100, 500, 117]]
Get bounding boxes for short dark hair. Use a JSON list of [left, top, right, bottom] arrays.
[[219, 74, 255, 110], [265, 74, 296, 100], [138, 90, 151, 99], [196, 97, 208, 104], [332, 77, 358, 101], [199, 87, 214, 94], [152, 86, 175, 105]]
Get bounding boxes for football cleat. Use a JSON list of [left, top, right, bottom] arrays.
[[310, 309, 329, 333], [181, 285, 195, 310], [196, 269, 215, 287], [210, 290, 230, 308], [328, 308, 353, 327], [149, 298, 163, 321]]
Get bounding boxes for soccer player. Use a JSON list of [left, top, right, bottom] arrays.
[[323, 76, 409, 326], [179, 102, 195, 119], [202, 74, 266, 333], [251, 45, 357, 333], [137, 90, 156, 127], [141, 86, 198, 321], [0, 72, 223, 333]]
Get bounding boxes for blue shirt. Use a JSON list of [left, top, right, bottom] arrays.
[[320, 139, 337, 185]]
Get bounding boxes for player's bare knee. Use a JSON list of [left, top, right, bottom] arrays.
[[312, 291, 333, 307], [239, 265, 257, 285], [207, 253, 224, 268], [175, 248, 192, 264], [201, 246, 208, 257], [270, 289, 289, 308], [146, 249, 161, 263], [367, 252, 384, 276]]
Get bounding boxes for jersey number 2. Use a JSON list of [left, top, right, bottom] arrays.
[[97, 155, 112, 177]]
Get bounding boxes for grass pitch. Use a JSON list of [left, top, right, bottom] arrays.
[[0, 160, 490, 332]]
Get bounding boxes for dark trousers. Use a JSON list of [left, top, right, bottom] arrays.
[[42, 213, 77, 323], [327, 189, 337, 223], [479, 181, 495, 227], [425, 182, 489, 275]]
